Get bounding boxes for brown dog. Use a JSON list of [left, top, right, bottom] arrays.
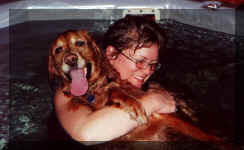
[[49, 30, 234, 150], [48, 30, 148, 124]]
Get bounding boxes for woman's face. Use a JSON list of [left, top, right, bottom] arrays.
[[110, 43, 159, 88]]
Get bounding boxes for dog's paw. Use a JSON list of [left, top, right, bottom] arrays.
[[127, 101, 148, 125], [111, 97, 148, 125]]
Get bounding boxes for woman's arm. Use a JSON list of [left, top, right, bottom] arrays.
[[54, 88, 176, 145]]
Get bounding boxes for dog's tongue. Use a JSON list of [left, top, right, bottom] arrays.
[[70, 69, 88, 96]]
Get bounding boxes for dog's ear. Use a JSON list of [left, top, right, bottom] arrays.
[[48, 52, 58, 76], [48, 48, 60, 92], [80, 30, 102, 57]]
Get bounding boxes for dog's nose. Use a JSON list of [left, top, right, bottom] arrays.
[[64, 54, 78, 67]]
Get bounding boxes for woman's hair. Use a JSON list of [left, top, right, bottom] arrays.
[[103, 15, 167, 54]]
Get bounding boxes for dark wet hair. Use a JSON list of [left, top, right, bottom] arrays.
[[103, 15, 167, 55]]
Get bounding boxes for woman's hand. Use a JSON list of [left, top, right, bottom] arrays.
[[155, 90, 176, 113], [142, 89, 177, 115]]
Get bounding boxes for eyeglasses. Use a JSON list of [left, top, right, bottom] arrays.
[[120, 53, 161, 71]]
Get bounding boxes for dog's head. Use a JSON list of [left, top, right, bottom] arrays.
[[48, 30, 102, 95]]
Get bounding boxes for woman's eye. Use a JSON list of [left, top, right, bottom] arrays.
[[136, 60, 146, 67], [137, 60, 145, 64], [75, 41, 85, 47], [55, 47, 63, 54]]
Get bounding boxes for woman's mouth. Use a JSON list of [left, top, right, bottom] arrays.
[[134, 75, 146, 83]]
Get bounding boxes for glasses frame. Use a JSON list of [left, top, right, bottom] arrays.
[[120, 52, 161, 71]]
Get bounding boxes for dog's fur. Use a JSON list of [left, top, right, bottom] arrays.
[[48, 30, 148, 124], [48, 30, 235, 150]]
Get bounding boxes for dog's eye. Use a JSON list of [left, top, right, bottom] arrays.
[[55, 47, 63, 54], [75, 41, 85, 47]]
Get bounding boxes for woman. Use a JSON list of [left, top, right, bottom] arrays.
[[53, 15, 176, 145]]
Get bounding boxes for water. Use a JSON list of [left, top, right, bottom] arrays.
[[1, 19, 242, 149]]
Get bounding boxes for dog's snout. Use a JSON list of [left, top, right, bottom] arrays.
[[64, 54, 78, 67]]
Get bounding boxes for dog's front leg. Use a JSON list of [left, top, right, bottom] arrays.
[[108, 87, 148, 125]]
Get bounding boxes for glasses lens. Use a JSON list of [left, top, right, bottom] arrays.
[[121, 53, 161, 71], [136, 60, 145, 69], [136, 61, 161, 71]]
